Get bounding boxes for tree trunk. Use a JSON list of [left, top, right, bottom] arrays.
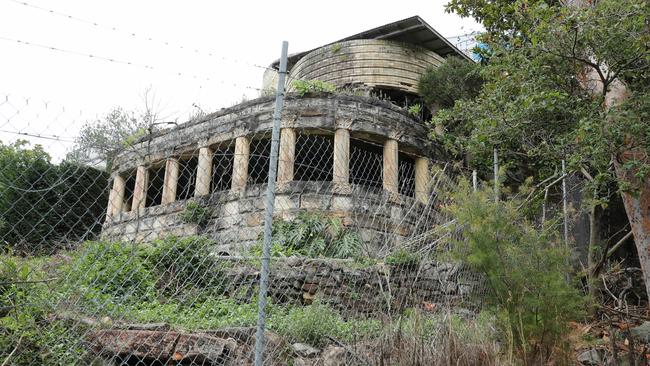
[[614, 154, 650, 300], [587, 202, 599, 302]]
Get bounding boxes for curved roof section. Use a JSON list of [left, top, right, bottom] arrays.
[[270, 15, 472, 70]]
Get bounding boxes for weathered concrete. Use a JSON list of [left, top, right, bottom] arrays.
[[110, 95, 432, 172], [278, 128, 296, 183], [232, 136, 250, 191], [414, 157, 430, 205], [132, 165, 148, 212], [104, 95, 440, 249], [107, 175, 125, 218], [195, 147, 213, 196], [287, 40, 443, 95], [333, 128, 350, 184], [383, 139, 399, 194], [161, 158, 179, 205], [102, 181, 439, 255]]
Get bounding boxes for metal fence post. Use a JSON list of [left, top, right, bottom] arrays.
[[493, 147, 499, 202], [562, 159, 569, 250], [472, 170, 477, 192], [254, 40, 289, 366]]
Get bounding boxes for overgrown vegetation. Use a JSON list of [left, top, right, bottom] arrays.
[[442, 181, 586, 364], [292, 79, 336, 96], [179, 201, 211, 225], [0, 141, 108, 254], [250, 212, 362, 258], [430, 0, 650, 303]]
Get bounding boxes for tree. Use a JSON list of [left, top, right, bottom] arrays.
[[444, 181, 584, 364], [68, 88, 167, 170], [0, 140, 108, 254], [67, 107, 149, 170], [435, 0, 650, 299]]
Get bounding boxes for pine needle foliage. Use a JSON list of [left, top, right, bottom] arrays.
[[442, 181, 586, 365]]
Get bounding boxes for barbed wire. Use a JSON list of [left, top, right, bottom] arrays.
[[4, 0, 274, 72], [0, 35, 264, 92]]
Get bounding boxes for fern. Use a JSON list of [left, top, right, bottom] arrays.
[[251, 212, 361, 258]]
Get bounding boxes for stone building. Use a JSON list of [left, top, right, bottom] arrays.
[[102, 16, 470, 255]]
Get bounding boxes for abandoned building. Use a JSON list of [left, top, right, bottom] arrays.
[[102, 16, 471, 255]]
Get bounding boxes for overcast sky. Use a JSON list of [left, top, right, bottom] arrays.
[[0, 0, 481, 161]]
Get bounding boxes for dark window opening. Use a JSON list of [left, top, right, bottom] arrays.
[[350, 139, 383, 188], [212, 145, 234, 192], [145, 165, 165, 207], [248, 138, 271, 185], [124, 172, 136, 212], [398, 153, 416, 198], [177, 157, 198, 201], [372, 87, 431, 121], [295, 133, 333, 181]]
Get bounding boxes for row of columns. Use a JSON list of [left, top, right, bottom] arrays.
[[107, 130, 431, 218]]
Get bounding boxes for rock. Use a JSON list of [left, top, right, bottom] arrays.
[[87, 329, 234, 364], [320, 345, 348, 366], [87, 329, 178, 360], [291, 343, 320, 358], [173, 333, 234, 363], [630, 321, 650, 342], [293, 357, 315, 366], [577, 349, 603, 365]]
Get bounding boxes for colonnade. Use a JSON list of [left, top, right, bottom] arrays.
[[106, 128, 431, 219]]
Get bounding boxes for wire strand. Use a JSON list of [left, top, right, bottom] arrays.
[[5, 0, 274, 72], [0, 35, 263, 92]]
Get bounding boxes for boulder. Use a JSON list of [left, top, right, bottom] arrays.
[[292, 343, 320, 358]]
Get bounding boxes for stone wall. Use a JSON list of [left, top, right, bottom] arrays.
[[102, 181, 439, 256], [221, 257, 483, 314]]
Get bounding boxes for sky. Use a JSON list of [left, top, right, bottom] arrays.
[[0, 0, 481, 161]]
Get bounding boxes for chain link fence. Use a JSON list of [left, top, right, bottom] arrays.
[[0, 84, 511, 365]]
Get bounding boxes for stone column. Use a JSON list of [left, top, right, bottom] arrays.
[[231, 136, 250, 191], [132, 165, 149, 211], [333, 128, 350, 184], [195, 147, 213, 196], [161, 158, 179, 204], [107, 175, 125, 218], [277, 128, 296, 183], [383, 139, 399, 194], [414, 157, 430, 204]]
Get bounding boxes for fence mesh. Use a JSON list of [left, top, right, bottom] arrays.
[[0, 87, 506, 365]]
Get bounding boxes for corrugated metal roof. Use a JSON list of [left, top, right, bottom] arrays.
[[270, 15, 471, 69]]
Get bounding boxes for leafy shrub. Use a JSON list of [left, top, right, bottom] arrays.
[[179, 201, 211, 225], [443, 181, 585, 363], [418, 56, 483, 110], [293, 80, 336, 96], [251, 212, 361, 259], [142, 236, 222, 298], [385, 247, 421, 267], [407, 103, 422, 117], [65, 241, 155, 304], [0, 141, 109, 255], [0, 255, 82, 365], [271, 302, 380, 347]]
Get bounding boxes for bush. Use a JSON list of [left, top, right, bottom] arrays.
[[65, 241, 155, 304], [442, 180, 585, 363], [0, 141, 108, 255], [179, 201, 211, 225], [142, 236, 223, 299], [251, 212, 361, 259], [385, 247, 421, 267], [418, 56, 483, 110], [293, 80, 336, 96], [271, 302, 380, 347]]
